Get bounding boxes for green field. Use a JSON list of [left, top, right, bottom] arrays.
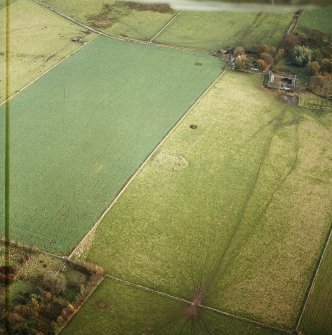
[[63, 278, 284, 335], [0, 0, 96, 102], [85, 71, 332, 329], [41, 0, 294, 50], [296, 5, 332, 34], [42, 0, 176, 41], [0, 36, 223, 254], [299, 231, 332, 335], [154, 11, 294, 51]]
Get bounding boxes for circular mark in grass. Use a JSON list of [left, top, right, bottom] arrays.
[[194, 62, 203, 66], [96, 301, 109, 310], [151, 151, 189, 171], [190, 124, 198, 129]]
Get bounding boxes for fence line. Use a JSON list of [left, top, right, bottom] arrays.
[[295, 224, 332, 330], [105, 274, 291, 335], [149, 9, 183, 42], [0, 41, 90, 108]]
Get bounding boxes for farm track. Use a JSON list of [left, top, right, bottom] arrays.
[[32, 0, 210, 55], [295, 224, 332, 331], [277, 9, 303, 51]]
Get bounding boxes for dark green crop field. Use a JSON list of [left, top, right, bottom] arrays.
[[0, 36, 223, 254]]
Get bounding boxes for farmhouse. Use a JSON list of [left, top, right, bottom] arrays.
[[267, 71, 296, 91]]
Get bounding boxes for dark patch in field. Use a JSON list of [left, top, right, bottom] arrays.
[[190, 124, 198, 129], [87, 1, 173, 30], [126, 2, 173, 13], [281, 114, 304, 126], [194, 62, 203, 66], [96, 301, 109, 310], [279, 94, 298, 105], [87, 4, 115, 28]]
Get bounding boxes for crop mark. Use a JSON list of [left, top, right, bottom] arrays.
[[217, 120, 300, 282], [209, 110, 285, 279], [184, 109, 287, 317]]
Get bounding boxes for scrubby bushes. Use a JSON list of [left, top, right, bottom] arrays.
[[292, 46, 312, 66], [0, 243, 105, 335]]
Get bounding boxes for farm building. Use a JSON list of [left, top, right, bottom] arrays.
[[266, 71, 296, 91]]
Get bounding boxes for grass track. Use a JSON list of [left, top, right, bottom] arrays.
[[0, 36, 223, 254], [0, 0, 96, 102], [85, 71, 332, 329], [62, 278, 285, 335]]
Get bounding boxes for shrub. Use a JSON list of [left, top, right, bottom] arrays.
[[17, 254, 63, 282], [292, 46, 312, 66], [283, 33, 300, 52], [275, 48, 285, 63], [320, 58, 332, 73], [257, 59, 268, 71], [307, 61, 321, 75], [42, 271, 67, 295], [235, 54, 249, 70], [309, 74, 332, 98], [256, 44, 272, 54], [260, 52, 274, 66], [233, 46, 245, 57]]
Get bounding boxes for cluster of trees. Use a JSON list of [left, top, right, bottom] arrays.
[[230, 27, 331, 98], [282, 28, 332, 97], [283, 29, 332, 71], [232, 44, 276, 71], [0, 248, 104, 335]]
